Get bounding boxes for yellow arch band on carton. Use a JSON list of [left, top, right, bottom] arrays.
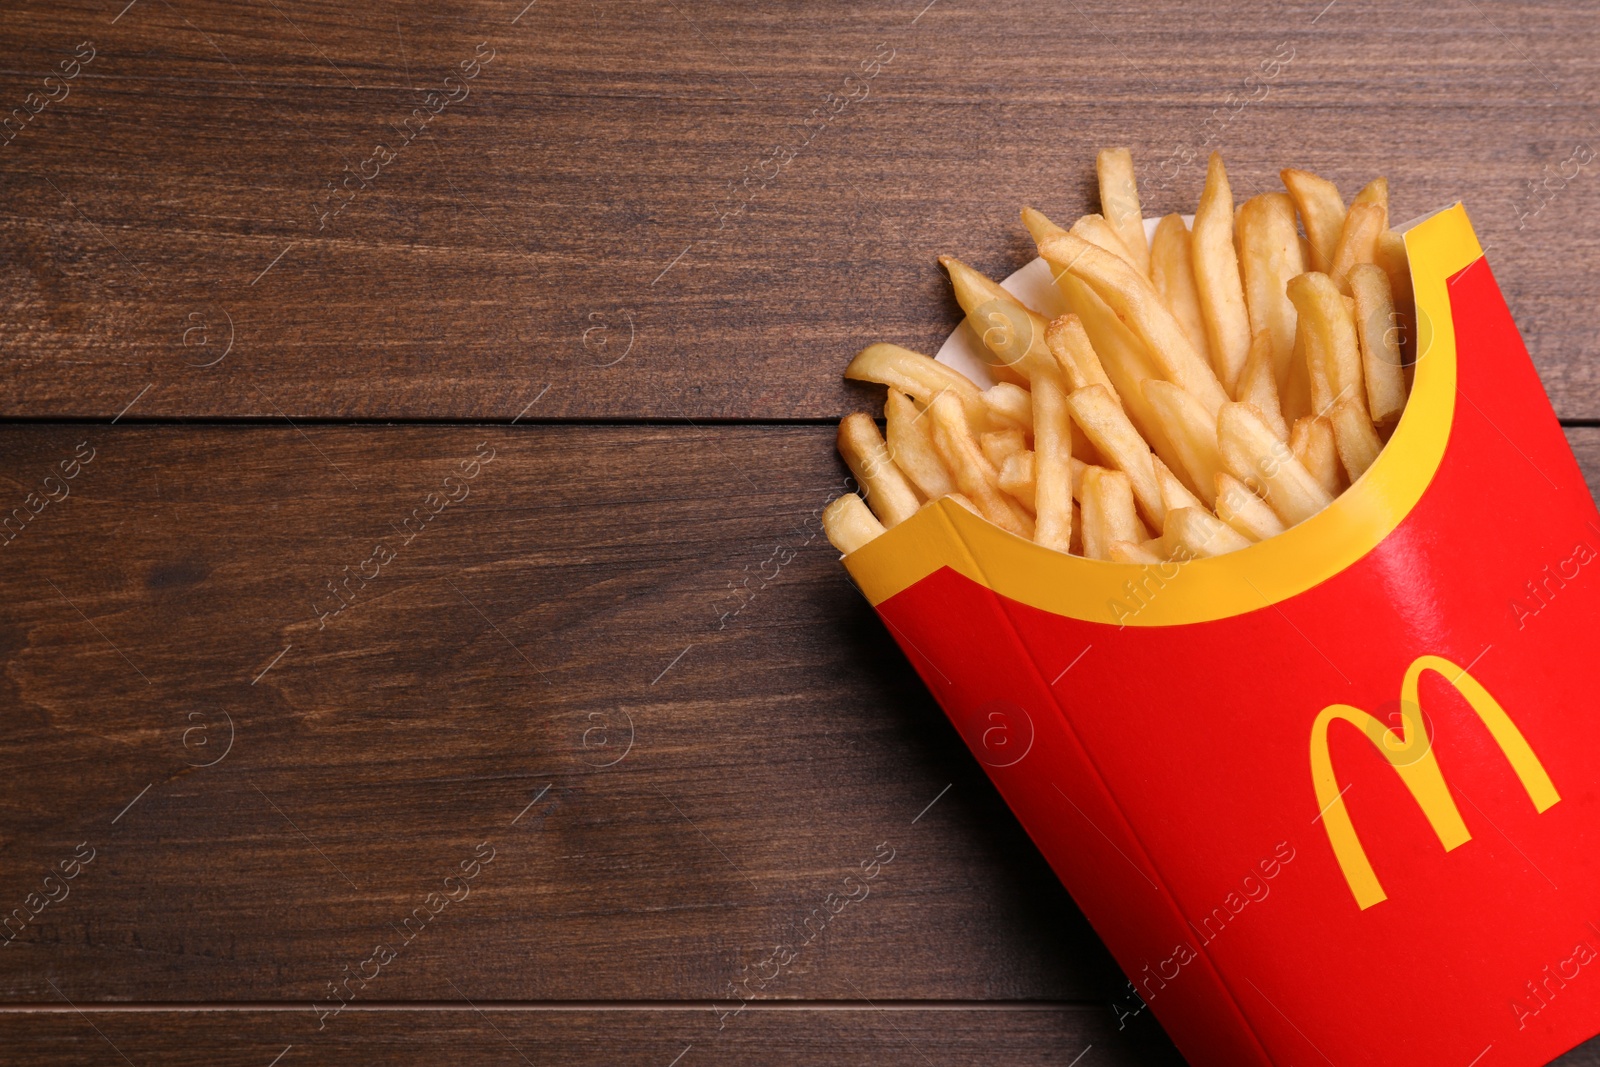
[[845, 204, 1482, 627]]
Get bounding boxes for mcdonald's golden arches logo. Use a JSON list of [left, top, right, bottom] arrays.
[[1310, 655, 1560, 910]]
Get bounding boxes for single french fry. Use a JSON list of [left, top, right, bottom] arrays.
[[1281, 327, 1313, 424], [1348, 264, 1407, 425], [1329, 396, 1383, 482], [1238, 331, 1290, 442], [846, 343, 988, 424], [1236, 192, 1306, 403], [981, 428, 1027, 469], [1214, 472, 1286, 541], [1191, 152, 1252, 395], [1374, 229, 1414, 363], [1038, 232, 1230, 415], [1097, 147, 1151, 276], [1045, 314, 1117, 397], [1287, 272, 1367, 419], [998, 450, 1037, 512], [823, 494, 885, 554], [838, 412, 923, 527], [884, 390, 953, 501], [1289, 415, 1343, 498], [1071, 213, 1140, 271], [1164, 506, 1252, 558], [1153, 456, 1206, 515], [1032, 372, 1074, 552], [1081, 466, 1140, 560], [1327, 200, 1386, 295], [1281, 168, 1346, 273], [982, 382, 1034, 433], [1218, 403, 1333, 526], [1066, 384, 1164, 530], [1351, 176, 1388, 218], [1149, 214, 1214, 369], [928, 392, 1034, 537], [941, 255, 1050, 383], [1021, 206, 1071, 246], [1142, 379, 1226, 507], [1109, 539, 1164, 565]]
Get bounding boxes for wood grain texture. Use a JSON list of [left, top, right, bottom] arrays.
[[0, 1007, 1186, 1066], [0, 424, 1127, 1006], [1, 0, 1598, 419]]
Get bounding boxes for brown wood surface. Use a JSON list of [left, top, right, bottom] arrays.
[[5, 0, 1600, 1062], [2, 0, 1599, 419], [0, 1007, 1183, 1066]]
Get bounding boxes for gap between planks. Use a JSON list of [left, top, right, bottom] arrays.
[[0, 1000, 1097, 1014]]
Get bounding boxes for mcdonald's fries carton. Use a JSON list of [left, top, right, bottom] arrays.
[[842, 206, 1600, 1066]]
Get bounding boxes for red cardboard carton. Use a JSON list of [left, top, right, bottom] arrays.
[[842, 205, 1600, 1066]]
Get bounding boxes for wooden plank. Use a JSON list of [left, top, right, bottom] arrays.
[[0, 424, 1126, 1004], [1, 0, 1597, 419], [0, 1008, 1187, 1066]]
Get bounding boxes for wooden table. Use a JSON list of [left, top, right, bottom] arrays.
[[3, 1, 1598, 1062]]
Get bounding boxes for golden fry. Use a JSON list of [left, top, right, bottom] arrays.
[[1192, 153, 1252, 395], [1238, 331, 1289, 442], [941, 255, 1052, 383], [1032, 371, 1075, 552], [846, 343, 987, 424], [1329, 396, 1383, 482], [1153, 456, 1206, 515], [1038, 232, 1230, 415], [1218, 403, 1332, 526], [1142, 379, 1226, 507], [1081, 466, 1141, 560], [1327, 200, 1386, 294], [1374, 230, 1415, 363], [1236, 192, 1305, 404], [1289, 415, 1343, 498], [1347, 264, 1407, 426], [884, 390, 954, 500], [1071, 213, 1140, 271], [1066, 384, 1164, 530], [1287, 272, 1366, 418], [1055, 272, 1182, 468], [1109, 539, 1164, 565], [1045, 315, 1116, 397], [928, 392, 1035, 537], [1281, 167, 1346, 273], [980, 428, 1027, 469], [823, 494, 885, 554], [998, 451, 1037, 512], [1150, 214, 1214, 368], [1163, 506, 1252, 558], [1097, 147, 1151, 276], [838, 412, 923, 527], [1214, 472, 1286, 541]]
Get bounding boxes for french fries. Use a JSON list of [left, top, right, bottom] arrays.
[[837, 413, 921, 527], [1097, 147, 1151, 277], [825, 150, 1416, 565], [1150, 214, 1214, 369], [1191, 153, 1253, 395], [1080, 466, 1141, 560], [1236, 193, 1306, 413], [1031, 372, 1074, 552], [1347, 263, 1406, 425]]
